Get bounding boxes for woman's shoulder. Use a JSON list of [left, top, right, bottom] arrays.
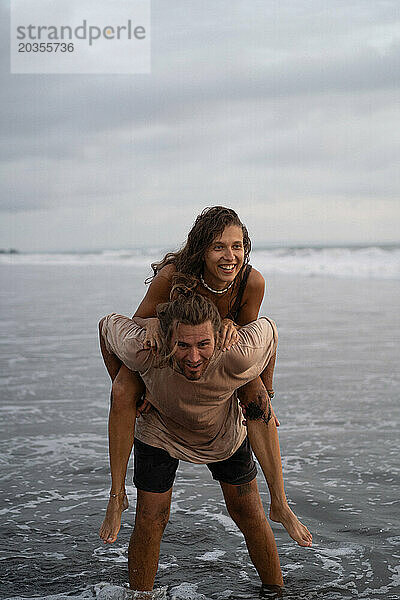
[[245, 266, 265, 293], [157, 263, 177, 281]]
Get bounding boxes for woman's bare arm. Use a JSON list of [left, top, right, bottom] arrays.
[[218, 269, 265, 350]]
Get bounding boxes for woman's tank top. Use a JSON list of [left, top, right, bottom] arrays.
[[226, 264, 252, 322]]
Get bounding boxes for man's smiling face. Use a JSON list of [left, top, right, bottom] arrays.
[[170, 321, 216, 380]]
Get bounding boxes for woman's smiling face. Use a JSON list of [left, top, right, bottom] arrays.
[[203, 225, 245, 289]]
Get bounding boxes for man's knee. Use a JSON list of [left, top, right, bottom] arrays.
[[226, 487, 265, 528], [135, 497, 171, 532]]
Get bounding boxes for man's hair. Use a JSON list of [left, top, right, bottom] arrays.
[[146, 206, 251, 282], [155, 287, 221, 364]]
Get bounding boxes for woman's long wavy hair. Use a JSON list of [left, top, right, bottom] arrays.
[[146, 206, 251, 284]]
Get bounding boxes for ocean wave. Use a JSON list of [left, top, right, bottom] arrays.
[[251, 245, 400, 280], [1, 245, 399, 280], [0, 248, 158, 267]]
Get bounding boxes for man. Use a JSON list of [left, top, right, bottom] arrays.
[[99, 292, 297, 594]]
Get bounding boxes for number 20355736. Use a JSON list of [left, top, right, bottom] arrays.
[[18, 42, 75, 52]]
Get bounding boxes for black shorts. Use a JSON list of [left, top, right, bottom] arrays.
[[133, 436, 257, 493]]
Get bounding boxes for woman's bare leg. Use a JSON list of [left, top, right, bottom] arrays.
[[99, 366, 145, 544], [240, 377, 312, 547]]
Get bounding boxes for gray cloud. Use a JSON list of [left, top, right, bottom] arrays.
[[1, 0, 399, 248]]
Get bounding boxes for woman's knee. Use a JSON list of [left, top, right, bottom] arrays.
[[111, 369, 144, 411]]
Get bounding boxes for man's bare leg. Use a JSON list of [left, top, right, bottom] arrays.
[[128, 488, 172, 591], [99, 365, 145, 544], [220, 479, 283, 587], [240, 381, 312, 548]]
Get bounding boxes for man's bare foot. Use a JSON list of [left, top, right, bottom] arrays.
[[99, 492, 129, 544], [269, 502, 312, 547]]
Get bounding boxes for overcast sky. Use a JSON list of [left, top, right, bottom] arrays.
[[1, 0, 399, 251]]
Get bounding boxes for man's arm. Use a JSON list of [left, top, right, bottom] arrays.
[[132, 315, 157, 328], [100, 314, 148, 373], [261, 351, 276, 393], [237, 382, 282, 505], [226, 318, 277, 381], [235, 317, 282, 498]]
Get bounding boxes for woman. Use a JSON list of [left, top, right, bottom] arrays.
[[99, 206, 311, 547]]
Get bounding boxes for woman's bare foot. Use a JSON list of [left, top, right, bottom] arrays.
[[269, 502, 312, 547], [99, 492, 129, 544]]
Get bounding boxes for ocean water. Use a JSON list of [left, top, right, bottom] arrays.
[[1, 247, 400, 599], [1, 245, 400, 281]]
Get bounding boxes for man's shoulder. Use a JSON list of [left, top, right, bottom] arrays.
[[101, 313, 152, 371], [222, 317, 277, 374], [104, 313, 145, 336], [238, 317, 276, 347], [218, 318, 276, 377]]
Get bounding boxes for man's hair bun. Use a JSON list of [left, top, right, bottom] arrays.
[[169, 273, 198, 301]]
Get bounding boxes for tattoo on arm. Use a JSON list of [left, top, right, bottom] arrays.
[[244, 394, 272, 425]]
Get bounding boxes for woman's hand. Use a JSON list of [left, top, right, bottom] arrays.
[[219, 318, 240, 351], [143, 318, 162, 354]]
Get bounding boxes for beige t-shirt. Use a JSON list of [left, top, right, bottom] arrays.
[[101, 315, 277, 464]]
